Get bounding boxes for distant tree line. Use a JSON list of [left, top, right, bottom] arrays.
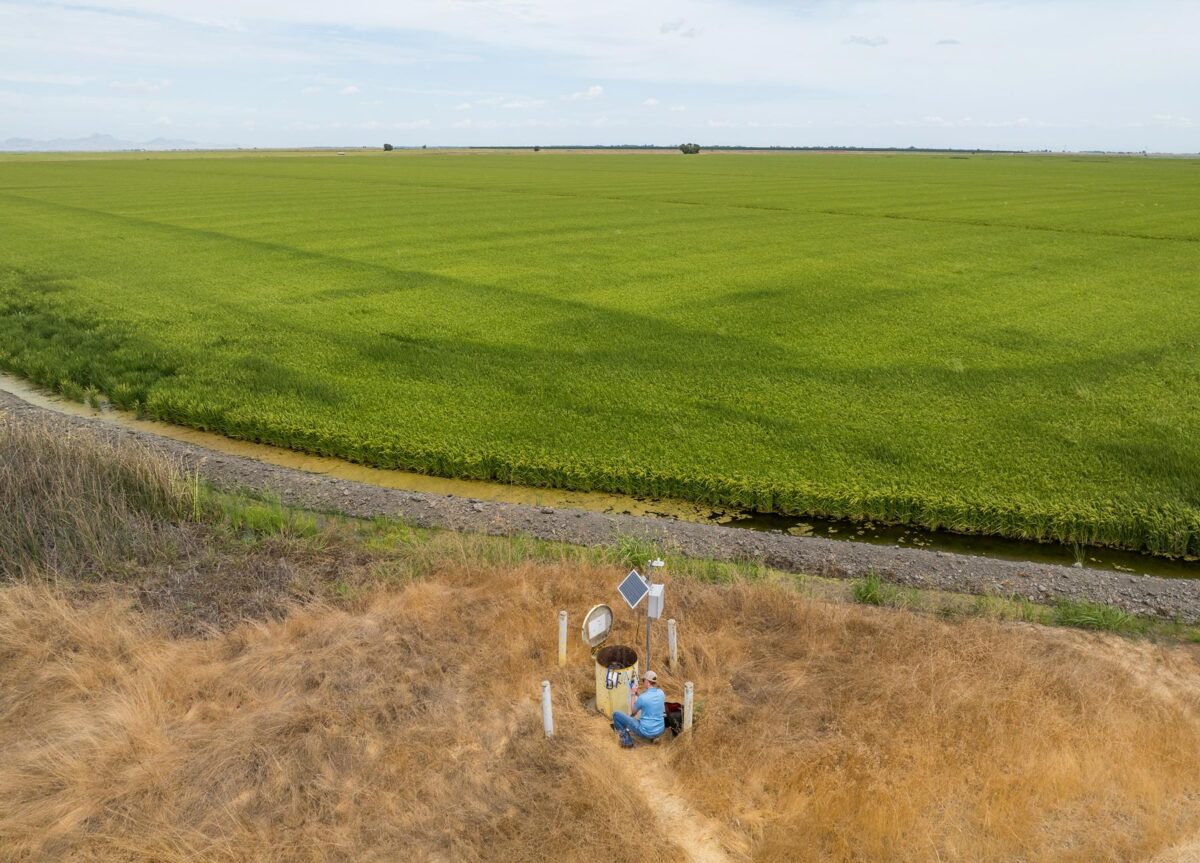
[[462, 144, 1027, 153], [679, 143, 701, 154]]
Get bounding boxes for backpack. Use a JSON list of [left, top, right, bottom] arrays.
[[664, 701, 684, 736]]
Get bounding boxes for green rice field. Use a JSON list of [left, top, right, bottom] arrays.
[[1, 149, 1198, 555]]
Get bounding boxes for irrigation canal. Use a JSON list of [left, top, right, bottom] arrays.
[[1, 371, 1196, 581]]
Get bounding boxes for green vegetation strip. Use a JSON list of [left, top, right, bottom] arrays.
[[1, 150, 1199, 555], [847, 572, 1196, 640]]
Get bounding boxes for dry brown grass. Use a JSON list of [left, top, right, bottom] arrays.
[[0, 571, 667, 862], [0, 418, 397, 633], [2, 559, 1199, 862], [667, 580, 1200, 861], [0, 418, 198, 578], [4, 416, 1200, 861]]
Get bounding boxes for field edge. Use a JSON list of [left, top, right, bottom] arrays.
[[2, 345, 1198, 561]]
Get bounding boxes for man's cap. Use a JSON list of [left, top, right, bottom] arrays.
[[644, 670, 657, 683]]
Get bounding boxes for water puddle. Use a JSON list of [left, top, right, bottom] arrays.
[[727, 512, 1200, 580], [2, 371, 1197, 580]]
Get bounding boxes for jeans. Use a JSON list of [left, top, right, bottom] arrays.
[[612, 711, 662, 740]]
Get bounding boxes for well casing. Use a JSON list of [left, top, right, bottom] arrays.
[[594, 644, 639, 718]]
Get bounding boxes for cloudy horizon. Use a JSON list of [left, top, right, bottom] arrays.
[[1, 0, 1197, 152]]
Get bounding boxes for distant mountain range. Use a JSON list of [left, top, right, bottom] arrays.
[[1, 133, 211, 152]]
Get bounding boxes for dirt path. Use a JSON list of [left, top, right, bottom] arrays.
[[634, 762, 744, 863], [1045, 628, 1200, 710], [1148, 836, 1200, 863], [3, 386, 1200, 623], [582, 714, 743, 863]]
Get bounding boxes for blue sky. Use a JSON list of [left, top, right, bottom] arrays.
[[1, 0, 1197, 150]]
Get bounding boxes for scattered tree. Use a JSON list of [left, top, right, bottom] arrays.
[[679, 142, 701, 155], [383, 143, 394, 151]]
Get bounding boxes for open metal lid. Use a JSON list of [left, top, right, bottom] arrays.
[[581, 603, 614, 648]]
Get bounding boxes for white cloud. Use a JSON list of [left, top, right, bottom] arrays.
[[642, 98, 659, 106], [564, 84, 603, 101], [182, 15, 248, 33], [2, 0, 1199, 149], [845, 35, 888, 47], [0, 72, 90, 86], [361, 118, 431, 130], [152, 115, 173, 126], [454, 93, 543, 110], [1150, 114, 1195, 128], [111, 78, 172, 93], [900, 115, 1057, 129], [339, 85, 360, 95], [659, 18, 700, 38]]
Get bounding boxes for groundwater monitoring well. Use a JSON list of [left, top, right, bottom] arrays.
[[581, 603, 639, 718]]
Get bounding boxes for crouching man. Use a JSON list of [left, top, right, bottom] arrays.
[[612, 670, 665, 744]]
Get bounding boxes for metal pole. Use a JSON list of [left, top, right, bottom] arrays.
[[542, 680, 554, 738], [645, 560, 653, 673], [557, 610, 568, 667], [683, 681, 694, 732], [667, 618, 678, 673]]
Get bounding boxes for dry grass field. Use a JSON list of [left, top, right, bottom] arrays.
[[2, 419, 1200, 862]]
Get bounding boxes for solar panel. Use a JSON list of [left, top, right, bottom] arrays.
[[618, 569, 649, 609]]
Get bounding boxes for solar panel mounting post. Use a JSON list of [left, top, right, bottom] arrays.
[[645, 560, 652, 674]]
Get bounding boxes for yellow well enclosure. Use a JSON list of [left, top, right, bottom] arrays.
[[594, 644, 639, 718]]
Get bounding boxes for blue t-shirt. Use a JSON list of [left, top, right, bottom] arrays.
[[634, 688, 666, 738]]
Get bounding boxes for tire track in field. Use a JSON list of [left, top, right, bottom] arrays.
[[0, 188, 821, 370]]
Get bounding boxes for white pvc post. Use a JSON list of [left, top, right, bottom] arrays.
[[645, 560, 653, 673], [683, 681, 694, 733], [542, 680, 554, 738], [558, 610, 568, 667], [667, 618, 678, 673]]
